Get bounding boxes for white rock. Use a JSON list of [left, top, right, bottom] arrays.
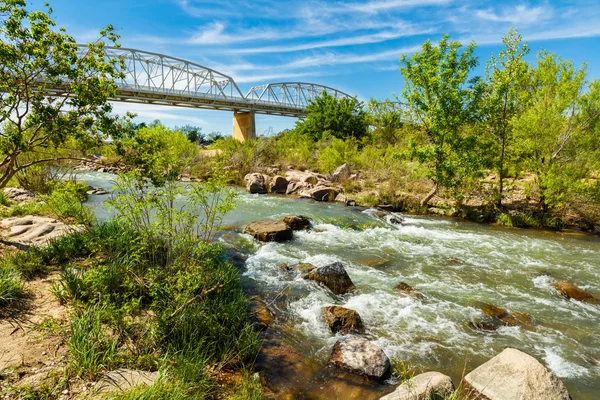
[[380, 371, 454, 400], [328, 337, 390, 381], [464, 348, 570, 400]]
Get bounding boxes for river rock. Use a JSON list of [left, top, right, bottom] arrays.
[[304, 262, 356, 295], [245, 220, 293, 242], [395, 282, 424, 300], [281, 215, 311, 231], [3, 187, 35, 202], [244, 173, 268, 194], [249, 296, 273, 331], [552, 281, 598, 304], [87, 186, 110, 195], [269, 175, 289, 194], [0, 216, 81, 247], [335, 193, 357, 206], [464, 348, 570, 400], [304, 186, 340, 202], [294, 263, 318, 273], [331, 163, 351, 182], [323, 306, 365, 334], [380, 371, 455, 400], [95, 369, 158, 394], [328, 337, 390, 381]]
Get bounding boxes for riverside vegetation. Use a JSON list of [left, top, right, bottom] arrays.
[[0, 1, 599, 399]]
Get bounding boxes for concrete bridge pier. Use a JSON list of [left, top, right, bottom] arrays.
[[232, 111, 256, 142]]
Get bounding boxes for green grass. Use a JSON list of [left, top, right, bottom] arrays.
[[0, 264, 27, 306]]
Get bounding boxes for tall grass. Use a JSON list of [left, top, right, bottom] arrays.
[[0, 265, 26, 306]]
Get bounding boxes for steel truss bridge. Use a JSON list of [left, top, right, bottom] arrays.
[[81, 46, 354, 118]]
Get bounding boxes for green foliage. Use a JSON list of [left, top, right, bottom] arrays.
[[400, 34, 484, 203], [0, 0, 128, 188], [0, 264, 27, 306], [317, 137, 358, 173], [294, 92, 368, 141], [44, 181, 93, 224], [116, 123, 199, 185], [390, 358, 415, 383], [178, 125, 204, 144], [367, 99, 404, 145]]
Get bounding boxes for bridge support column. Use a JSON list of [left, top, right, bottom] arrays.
[[232, 111, 256, 142]]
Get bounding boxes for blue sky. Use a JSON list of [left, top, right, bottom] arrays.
[[32, 0, 600, 136]]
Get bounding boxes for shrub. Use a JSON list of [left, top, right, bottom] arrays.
[[0, 265, 27, 306]]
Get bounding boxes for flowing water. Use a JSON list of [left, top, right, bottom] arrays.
[[81, 171, 600, 399]]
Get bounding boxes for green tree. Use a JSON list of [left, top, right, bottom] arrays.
[[116, 122, 198, 185], [514, 52, 600, 211], [295, 92, 368, 141], [367, 98, 404, 145], [483, 28, 530, 206], [0, 0, 126, 188], [178, 124, 204, 144], [399, 35, 483, 205]]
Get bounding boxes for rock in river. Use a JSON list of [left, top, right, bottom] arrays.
[[245, 220, 293, 242], [304, 262, 356, 295], [380, 371, 455, 400], [249, 296, 273, 331], [395, 282, 425, 300], [304, 186, 340, 202], [552, 281, 598, 304], [464, 348, 570, 400], [244, 173, 268, 194], [328, 337, 390, 381], [269, 175, 288, 194], [281, 215, 311, 231], [323, 306, 365, 334]]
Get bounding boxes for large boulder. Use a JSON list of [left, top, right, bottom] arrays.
[[552, 281, 598, 304], [3, 187, 35, 203], [95, 369, 158, 395], [249, 296, 273, 331], [304, 262, 356, 295], [304, 186, 340, 202], [269, 175, 289, 194], [286, 180, 310, 195], [464, 348, 570, 400], [331, 163, 351, 182], [245, 220, 293, 242], [323, 306, 365, 334], [281, 215, 311, 231], [328, 337, 390, 381], [380, 371, 455, 400], [244, 173, 268, 194]]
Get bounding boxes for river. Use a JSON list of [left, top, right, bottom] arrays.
[[81, 171, 600, 399]]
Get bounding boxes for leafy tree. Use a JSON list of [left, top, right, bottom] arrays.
[[514, 52, 600, 211], [483, 28, 530, 206], [367, 98, 404, 145], [178, 124, 204, 144], [399, 35, 484, 205], [0, 0, 126, 188], [116, 123, 198, 185], [295, 92, 368, 141]]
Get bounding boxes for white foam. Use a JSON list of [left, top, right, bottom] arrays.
[[544, 347, 590, 378]]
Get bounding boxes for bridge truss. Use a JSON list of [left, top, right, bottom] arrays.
[[80, 46, 354, 117]]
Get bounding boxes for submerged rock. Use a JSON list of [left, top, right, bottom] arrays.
[[269, 175, 289, 194], [328, 337, 390, 381], [323, 306, 365, 334], [3, 187, 35, 203], [281, 215, 311, 231], [304, 262, 356, 295], [552, 281, 598, 304], [380, 371, 455, 400], [470, 303, 531, 331], [395, 282, 425, 300], [95, 369, 158, 395], [464, 348, 570, 400], [249, 296, 273, 331], [244, 173, 268, 194], [245, 220, 293, 242]]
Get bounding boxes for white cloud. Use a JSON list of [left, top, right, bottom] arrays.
[[110, 103, 208, 126], [475, 4, 552, 25]]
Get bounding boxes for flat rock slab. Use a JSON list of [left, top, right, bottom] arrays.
[[328, 336, 390, 381], [245, 219, 293, 242], [3, 187, 35, 202], [95, 369, 158, 394], [380, 371, 455, 400], [464, 348, 570, 400], [0, 216, 81, 246]]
